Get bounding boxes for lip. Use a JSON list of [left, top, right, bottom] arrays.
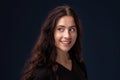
[[61, 41, 71, 46]]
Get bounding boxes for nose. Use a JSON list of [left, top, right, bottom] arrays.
[[63, 30, 71, 39]]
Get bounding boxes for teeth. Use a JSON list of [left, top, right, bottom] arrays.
[[62, 41, 70, 44]]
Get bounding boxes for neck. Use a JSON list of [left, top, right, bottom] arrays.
[[56, 49, 71, 63]]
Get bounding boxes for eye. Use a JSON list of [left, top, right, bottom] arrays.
[[69, 27, 76, 32], [57, 28, 64, 32]]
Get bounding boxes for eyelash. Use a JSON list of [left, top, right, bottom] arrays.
[[69, 28, 76, 32], [57, 28, 76, 32], [57, 28, 64, 32]]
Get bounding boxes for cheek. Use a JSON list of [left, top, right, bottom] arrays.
[[54, 34, 62, 48], [54, 32, 61, 42], [72, 33, 77, 41]]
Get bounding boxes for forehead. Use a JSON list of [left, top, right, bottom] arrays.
[[56, 16, 75, 27]]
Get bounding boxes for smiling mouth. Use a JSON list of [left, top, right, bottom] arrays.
[[61, 41, 71, 45]]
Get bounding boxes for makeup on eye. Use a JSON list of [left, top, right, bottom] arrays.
[[69, 27, 76, 32], [56, 25, 76, 32], [57, 27, 64, 32]]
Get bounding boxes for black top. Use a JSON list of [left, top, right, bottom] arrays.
[[30, 58, 87, 80], [56, 59, 82, 80]]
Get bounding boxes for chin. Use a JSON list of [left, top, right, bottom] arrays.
[[60, 48, 71, 52]]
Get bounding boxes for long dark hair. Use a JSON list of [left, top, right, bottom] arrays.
[[22, 5, 86, 80]]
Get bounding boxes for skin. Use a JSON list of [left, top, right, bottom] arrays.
[[54, 16, 77, 71]]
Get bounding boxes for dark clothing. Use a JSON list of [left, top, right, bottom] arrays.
[[30, 59, 87, 80], [56, 59, 83, 80]]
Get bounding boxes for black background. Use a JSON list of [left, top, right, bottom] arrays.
[[0, 0, 120, 80]]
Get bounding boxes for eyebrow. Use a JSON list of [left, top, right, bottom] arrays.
[[57, 25, 76, 28]]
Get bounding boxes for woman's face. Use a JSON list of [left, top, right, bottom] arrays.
[[54, 16, 77, 53]]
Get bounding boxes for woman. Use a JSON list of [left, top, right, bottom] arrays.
[[22, 5, 87, 80]]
